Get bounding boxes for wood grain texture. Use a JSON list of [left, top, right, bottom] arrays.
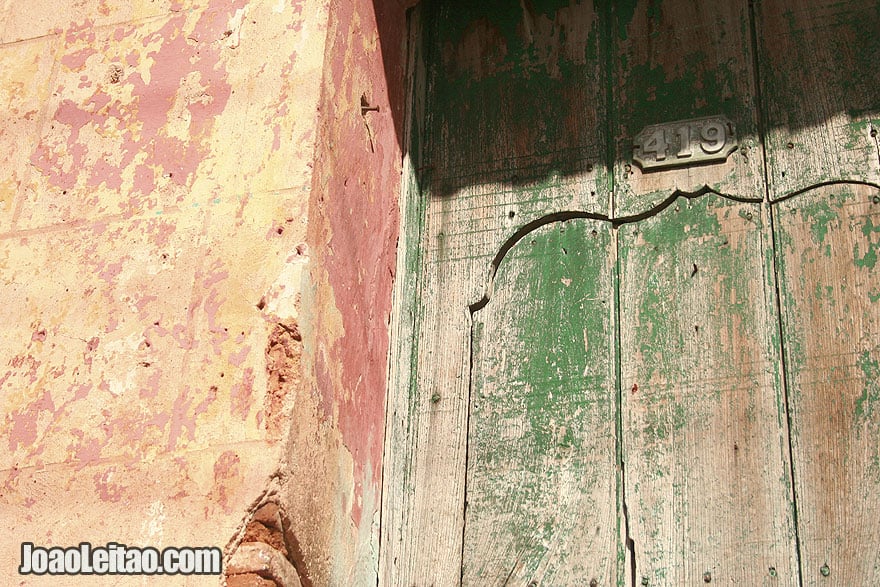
[[618, 195, 799, 586], [382, 2, 880, 585], [612, 0, 765, 216], [380, 6, 430, 582], [755, 0, 880, 199], [465, 219, 620, 585], [381, 3, 611, 583], [774, 184, 880, 585], [425, 0, 608, 214]]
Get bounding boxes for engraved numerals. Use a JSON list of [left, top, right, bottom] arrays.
[[699, 121, 725, 154], [641, 128, 669, 162], [633, 116, 737, 171]]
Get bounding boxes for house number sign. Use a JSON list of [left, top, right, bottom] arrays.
[[633, 115, 737, 170]]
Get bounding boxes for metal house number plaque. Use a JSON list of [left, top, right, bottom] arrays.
[[633, 115, 737, 170]]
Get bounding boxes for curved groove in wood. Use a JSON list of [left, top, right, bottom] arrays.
[[770, 179, 880, 204], [470, 185, 762, 312]]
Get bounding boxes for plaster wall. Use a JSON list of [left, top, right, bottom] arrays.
[[0, 0, 350, 583], [0, 0, 414, 580], [285, 0, 412, 582]]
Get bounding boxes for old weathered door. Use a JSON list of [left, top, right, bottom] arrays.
[[381, 0, 880, 585], [466, 219, 619, 584]]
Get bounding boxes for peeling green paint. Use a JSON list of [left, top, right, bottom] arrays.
[[466, 219, 619, 581], [854, 215, 880, 269], [618, 58, 741, 137], [854, 351, 880, 423], [794, 195, 841, 245]]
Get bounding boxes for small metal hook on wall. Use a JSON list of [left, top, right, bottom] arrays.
[[361, 93, 380, 115]]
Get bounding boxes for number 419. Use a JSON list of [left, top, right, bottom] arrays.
[[641, 121, 727, 161]]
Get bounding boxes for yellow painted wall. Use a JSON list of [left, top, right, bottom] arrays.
[[0, 0, 340, 583]]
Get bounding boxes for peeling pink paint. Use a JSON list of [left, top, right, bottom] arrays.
[[65, 19, 98, 43], [211, 450, 241, 513], [94, 468, 124, 502], [89, 157, 124, 191], [0, 0, 406, 581], [171, 323, 195, 350], [3, 467, 22, 493], [70, 383, 92, 401], [200, 261, 229, 290], [98, 260, 123, 283], [9, 354, 42, 385], [106, 314, 119, 333], [230, 367, 255, 420], [139, 369, 162, 400], [150, 218, 177, 248], [309, 0, 406, 528], [134, 294, 158, 314], [201, 289, 227, 355], [70, 431, 103, 470], [228, 345, 250, 367], [167, 384, 217, 450], [30, 0, 247, 215], [7, 390, 56, 452], [99, 406, 170, 458], [61, 48, 97, 70]]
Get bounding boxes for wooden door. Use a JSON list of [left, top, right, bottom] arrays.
[[617, 195, 798, 585], [756, 1, 880, 583], [466, 219, 618, 584], [381, 1, 880, 585]]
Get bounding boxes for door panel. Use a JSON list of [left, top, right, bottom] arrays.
[[385, 4, 613, 582], [425, 0, 608, 214], [466, 219, 619, 585], [612, 0, 765, 216], [774, 184, 880, 584], [618, 195, 799, 585], [755, 0, 880, 199], [382, 2, 880, 584]]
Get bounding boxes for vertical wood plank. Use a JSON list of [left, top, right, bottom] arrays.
[[399, 258, 475, 582], [382, 2, 611, 583], [774, 184, 880, 584], [755, 0, 880, 199], [426, 0, 608, 215], [618, 195, 799, 586], [612, 0, 765, 217], [380, 5, 429, 582], [464, 219, 620, 585]]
